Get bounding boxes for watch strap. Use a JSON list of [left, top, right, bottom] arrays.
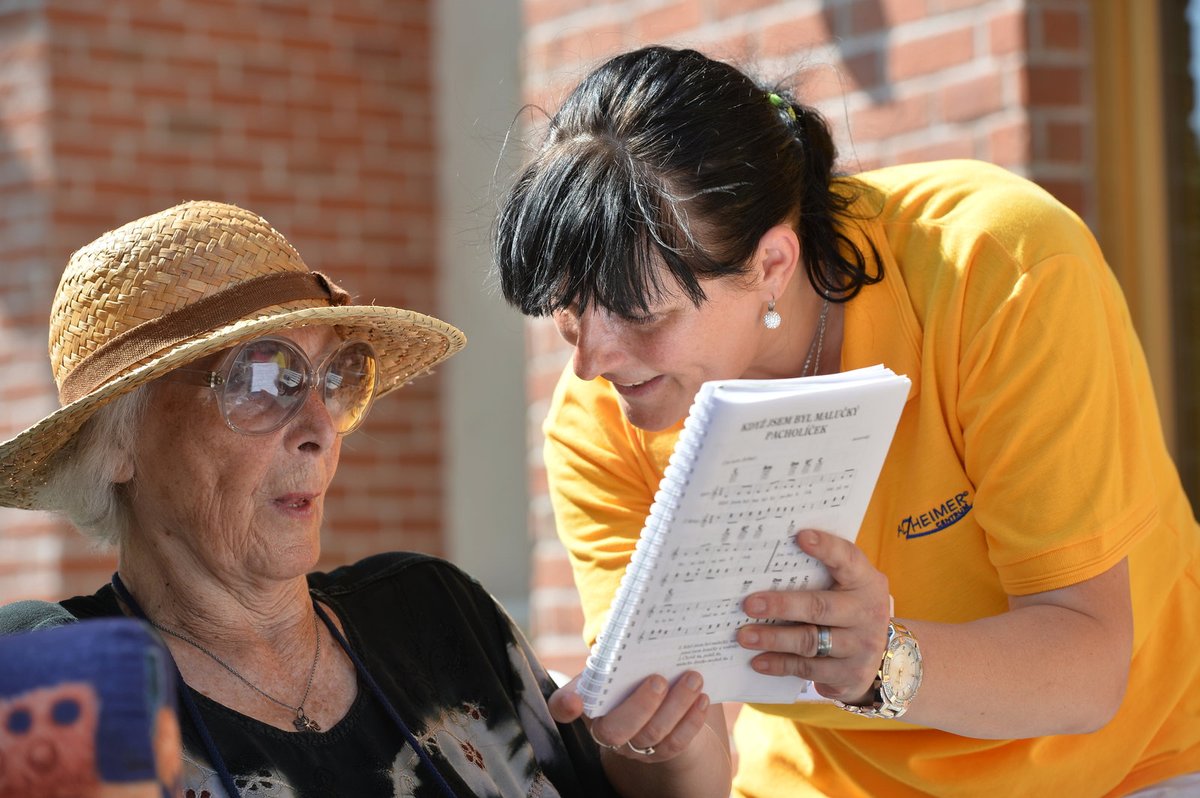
[[834, 620, 920, 720]]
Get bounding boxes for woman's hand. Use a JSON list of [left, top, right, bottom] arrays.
[[736, 528, 892, 704], [735, 529, 1135, 737], [549, 671, 731, 798], [548, 671, 710, 762]]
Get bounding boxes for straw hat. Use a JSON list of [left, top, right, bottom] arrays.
[[0, 200, 466, 510]]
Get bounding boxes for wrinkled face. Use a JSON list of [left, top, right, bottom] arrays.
[[125, 326, 344, 584], [553, 275, 769, 431]]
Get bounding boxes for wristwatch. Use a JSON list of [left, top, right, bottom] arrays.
[[835, 620, 922, 719]]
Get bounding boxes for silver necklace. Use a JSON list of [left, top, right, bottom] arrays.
[[801, 297, 831, 377], [149, 610, 323, 732]]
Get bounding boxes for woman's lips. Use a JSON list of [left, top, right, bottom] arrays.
[[610, 374, 663, 398], [273, 493, 318, 516]]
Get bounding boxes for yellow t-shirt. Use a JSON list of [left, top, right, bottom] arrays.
[[543, 160, 1200, 797]]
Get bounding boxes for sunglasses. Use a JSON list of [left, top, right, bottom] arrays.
[[168, 336, 380, 435]]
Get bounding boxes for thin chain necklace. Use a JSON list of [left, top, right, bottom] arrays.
[[148, 608, 323, 732], [801, 297, 831, 377], [111, 574, 458, 798]]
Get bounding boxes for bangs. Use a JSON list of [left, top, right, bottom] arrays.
[[495, 136, 721, 318]]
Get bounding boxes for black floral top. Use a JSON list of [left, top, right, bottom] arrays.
[[46, 552, 616, 798]]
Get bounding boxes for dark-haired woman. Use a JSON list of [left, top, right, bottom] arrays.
[[494, 46, 1200, 797]]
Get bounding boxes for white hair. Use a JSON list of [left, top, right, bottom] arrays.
[[36, 386, 150, 546]]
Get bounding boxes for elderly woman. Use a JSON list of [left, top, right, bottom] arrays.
[[0, 202, 731, 798]]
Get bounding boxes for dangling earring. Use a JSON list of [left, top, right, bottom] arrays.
[[763, 298, 782, 329]]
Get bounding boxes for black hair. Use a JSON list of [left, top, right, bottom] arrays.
[[493, 45, 882, 319]]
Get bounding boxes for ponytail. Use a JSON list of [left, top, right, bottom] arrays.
[[772, 92, 881, 302]]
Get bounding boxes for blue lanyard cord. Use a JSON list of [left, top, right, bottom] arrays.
[[111, 572, 242, 798], [110, 572, 457, 798], [311, 601, 457, 798]]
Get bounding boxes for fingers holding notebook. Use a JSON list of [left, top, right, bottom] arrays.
[[549, 671, 731, 798], [737, 528, 892, 703]]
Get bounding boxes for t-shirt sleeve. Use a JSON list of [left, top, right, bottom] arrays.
[[956, 236, 1159, 594], [543, 367, 668, 645]]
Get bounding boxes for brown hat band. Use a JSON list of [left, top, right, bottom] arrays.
[[58, 271, 351, 405]]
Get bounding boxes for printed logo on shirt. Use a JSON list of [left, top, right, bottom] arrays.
[[897, 491, 973, 539]]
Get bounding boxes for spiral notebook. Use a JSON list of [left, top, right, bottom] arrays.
[[577, 365, 911, 717]]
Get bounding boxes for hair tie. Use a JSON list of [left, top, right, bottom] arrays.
[[768, 92, 798, 122]]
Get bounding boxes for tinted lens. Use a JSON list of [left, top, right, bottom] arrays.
[[219, 339, 309, 433], [322, 341, 378, 433]]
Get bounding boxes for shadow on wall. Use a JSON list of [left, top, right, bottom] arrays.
[[821, 0, 893, 106]]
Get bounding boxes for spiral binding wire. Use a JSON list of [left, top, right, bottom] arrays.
[[578, 392, 714, 715]]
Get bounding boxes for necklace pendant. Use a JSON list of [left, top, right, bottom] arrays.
[[293, 711, 321, 733]]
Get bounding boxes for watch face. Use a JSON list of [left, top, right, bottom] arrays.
[[880, 638, 922, 703]]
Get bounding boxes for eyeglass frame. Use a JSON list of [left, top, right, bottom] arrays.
[[163, 334, 381, 436]]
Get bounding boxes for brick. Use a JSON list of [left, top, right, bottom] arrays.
[[880, 0, 929, 24], [536, 649, 590, 680], [82, 109, 144, 132], [851, 92, 933, 141], [713, 0, 779, 20], [940, 72, 1004, 123], [706, 30, 757, 63], [841, 50, 884, 95], [987, 119, 1031, 166], [633, 0, 705, 41], [1045, 119, 1085, 163], [988, 8, 1027, 56], [895, 136, 976, 164], [1039, 8, 1082, 51], [936, 0, 989, 10], [761, 12, 832, 58], [533, 544, 578, 590], [532, 590, 587, 637], [1025, 64, 1083, 106], [128, 16, 188, 36], [524, 0, 595, 27], [849, 0, 887, 36], [1034, 177, 1087, 219], [44, 6, 107, 28], [531, 20, 623, 77], [889, 26, 975, 82]]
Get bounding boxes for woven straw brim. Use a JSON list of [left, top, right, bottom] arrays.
[[0, 304, 465, 510]]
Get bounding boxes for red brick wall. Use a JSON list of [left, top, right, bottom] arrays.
[[0, 3, 62, 599], [519, 0, 1097, 675], [0, 0, 444, 601]]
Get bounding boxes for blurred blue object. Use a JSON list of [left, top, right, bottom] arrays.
[[0, 617, 181, 797]]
